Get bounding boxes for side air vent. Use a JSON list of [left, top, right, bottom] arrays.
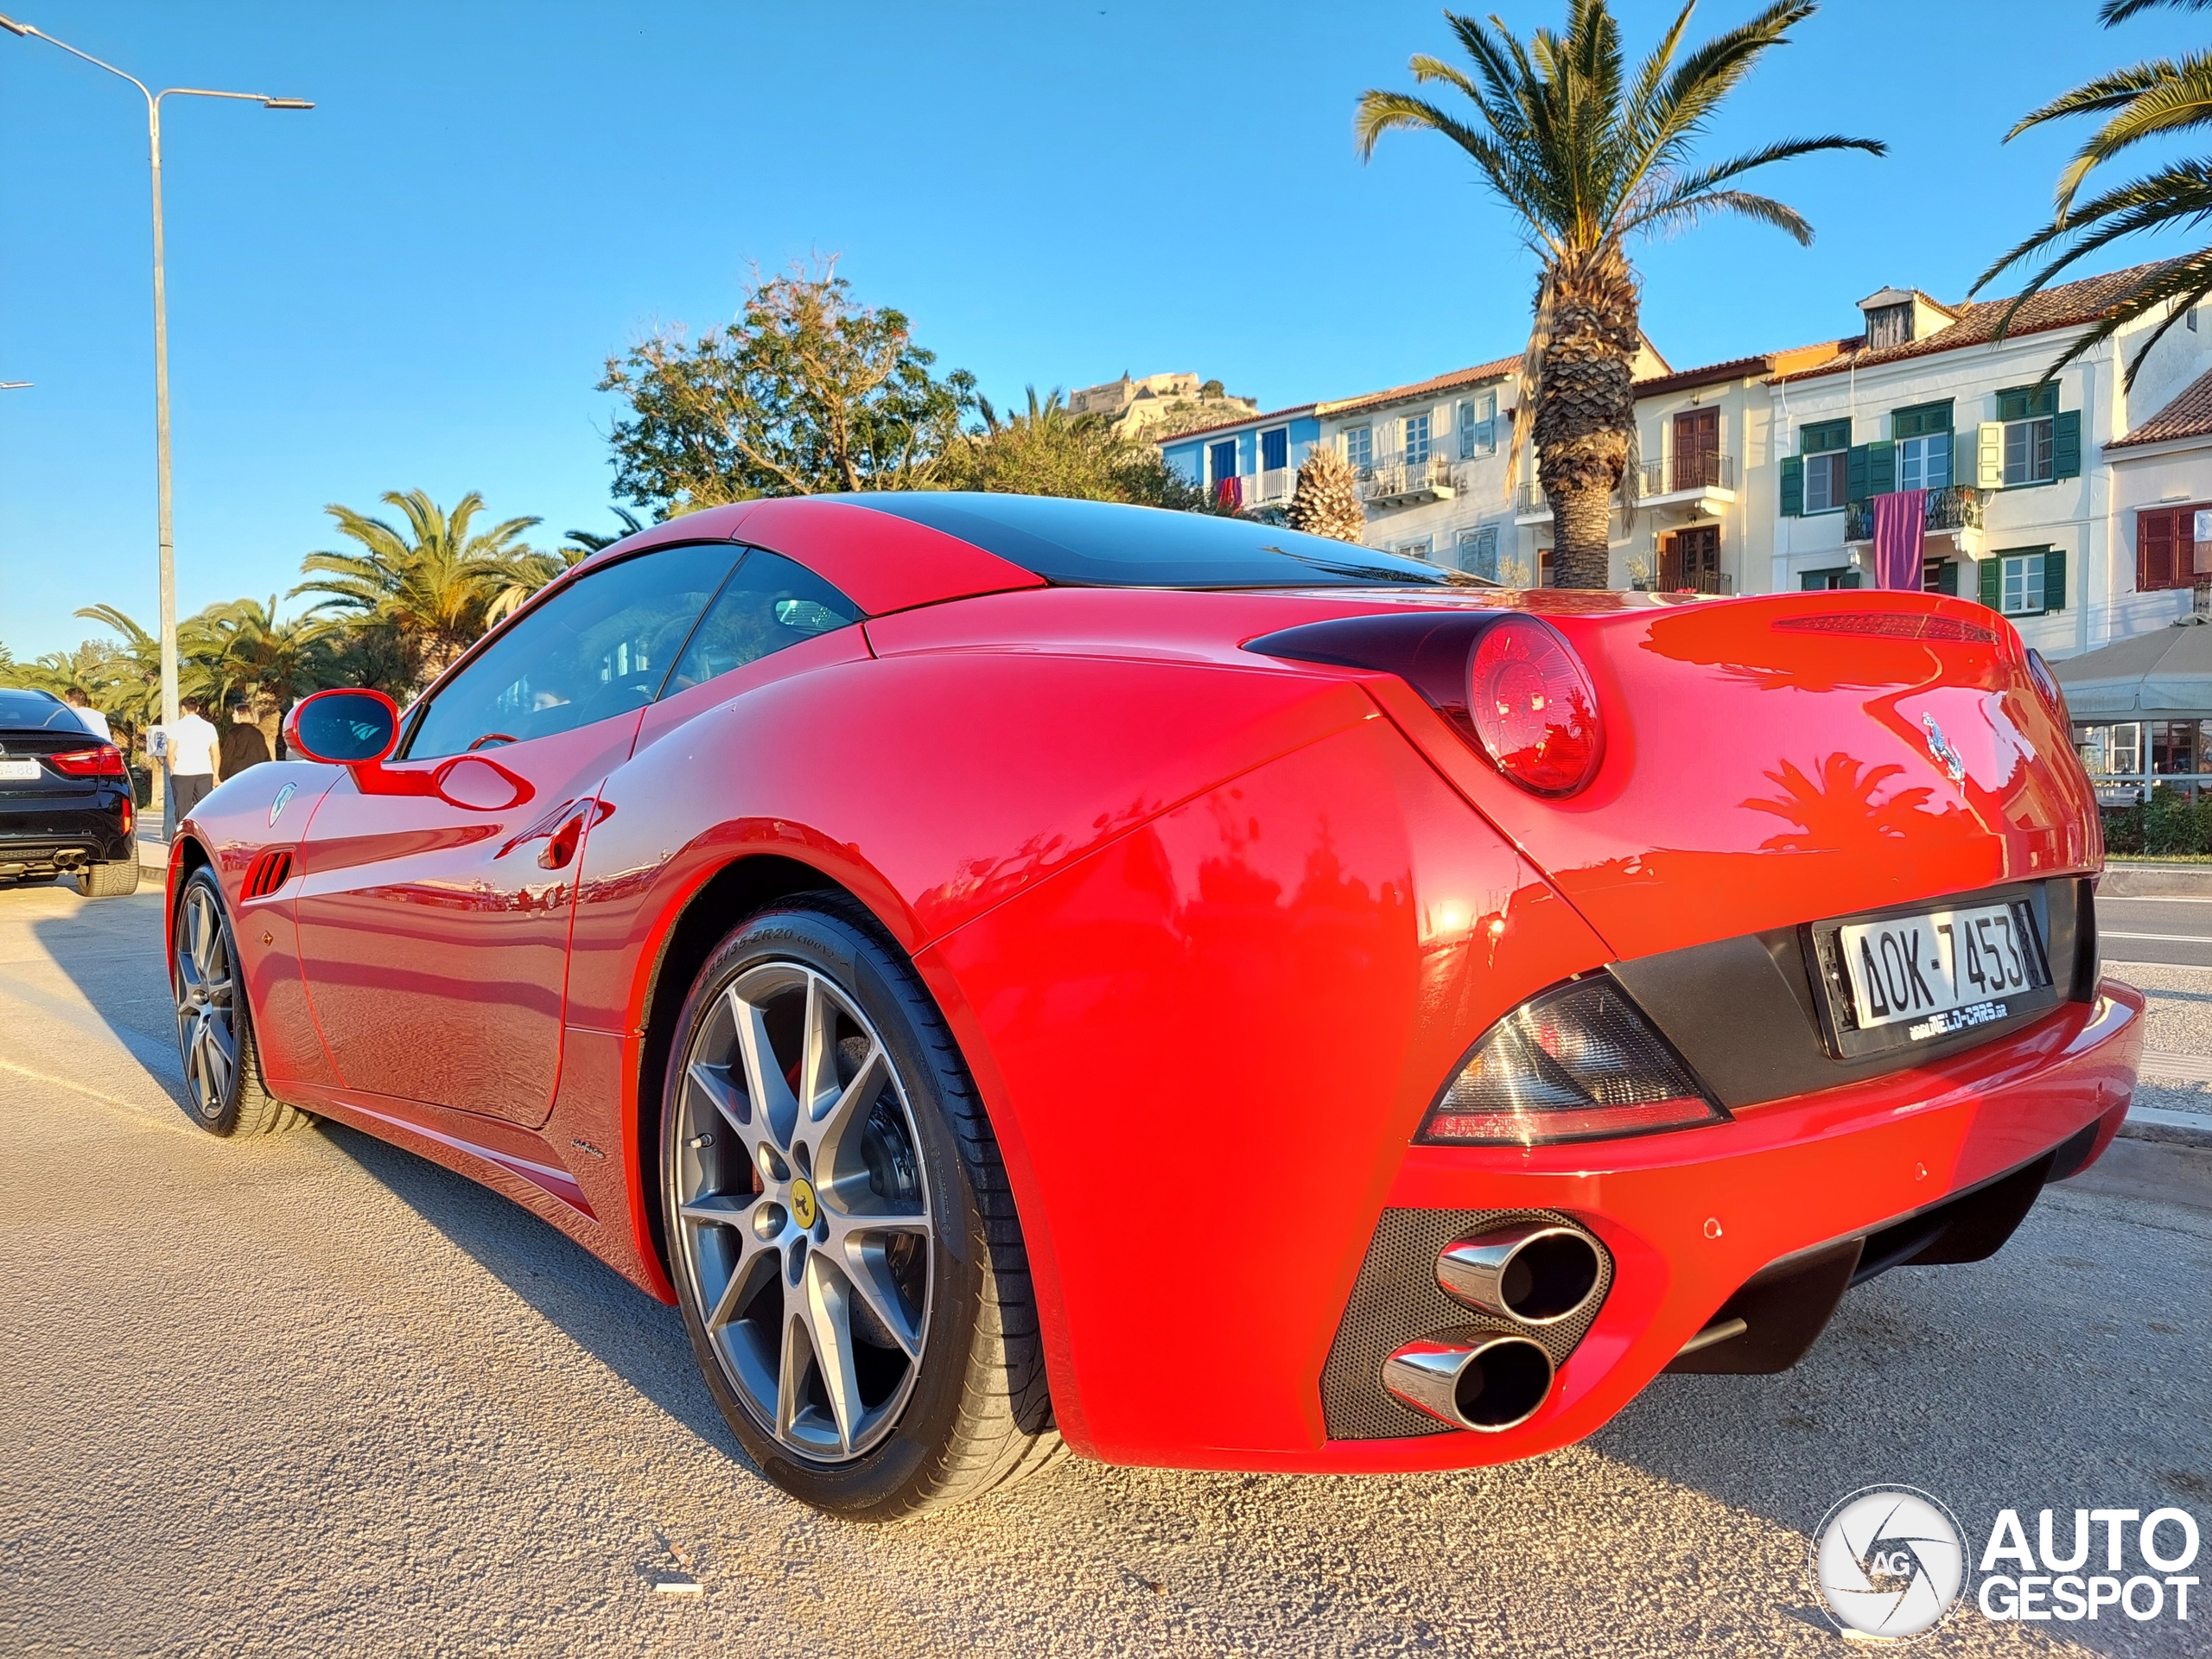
[[241, 848, 294, 900]]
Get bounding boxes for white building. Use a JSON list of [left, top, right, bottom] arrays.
[[1765, 258, 2212, 656]]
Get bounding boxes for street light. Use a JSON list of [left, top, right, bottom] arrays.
[[0, 12, 308, 833]]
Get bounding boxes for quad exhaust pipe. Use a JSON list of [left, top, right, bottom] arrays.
[[1382, 1334, 1554, 1432], [1435, 1221, 1603, 1327]]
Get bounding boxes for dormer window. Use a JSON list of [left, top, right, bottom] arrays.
[[1866, 302, 1914, 349]]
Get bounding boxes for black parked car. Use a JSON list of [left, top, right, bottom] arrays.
[[0, 688, 138, 896]]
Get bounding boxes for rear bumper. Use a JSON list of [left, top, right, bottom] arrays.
[[1182, 981, 2139, 1473], [0, 797, 134, 877]]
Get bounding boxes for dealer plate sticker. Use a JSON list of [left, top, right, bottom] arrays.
[[1839, 901, 2046, 1039], [0, 759, 39, 781]]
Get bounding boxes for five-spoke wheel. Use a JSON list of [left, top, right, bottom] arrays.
[[663, 900, 1056, 1519], [170, 868, 301, 1136], [672, 959, 931, 1462]]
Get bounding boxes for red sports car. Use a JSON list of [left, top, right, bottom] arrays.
[[166, 493, 2142, 1520]]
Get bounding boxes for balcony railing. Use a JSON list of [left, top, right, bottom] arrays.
[[1642, 452, 1736, 496], [1845, 486, 1985, 543], [1358, 452, 1456, 506], [1516, 479, 1548, 516], [1661, 569, 1735, 596]]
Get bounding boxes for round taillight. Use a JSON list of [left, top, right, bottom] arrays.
[[1467, 616, 1603, 796]]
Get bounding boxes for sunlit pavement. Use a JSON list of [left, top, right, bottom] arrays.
[[0, 880, 2206, 1656]]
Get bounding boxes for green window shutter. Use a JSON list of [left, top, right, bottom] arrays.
[[1994, 383, 2059, 421], [1935, 560, 1961, 596], [1801, 417, 1851, 454], [1891, 401, 1955, 439], [1846, 444, 1868, 503], [1867, 440, 1897, 497], [1780, 454, 1804, 516], [1978, 556, 2001, 609], [1843, 569, 1864, 589], [2053, 409, 2082, 479], [2043, 547, 2068, 613]]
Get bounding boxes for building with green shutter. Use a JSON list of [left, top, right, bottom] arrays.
[[1765, 259, 2212, 659]]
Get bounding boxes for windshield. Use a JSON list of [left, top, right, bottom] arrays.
[[838, 493, 1460, 589]]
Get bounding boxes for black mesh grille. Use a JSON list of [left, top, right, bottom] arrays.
[[1320, 1207, 1613, 1440]]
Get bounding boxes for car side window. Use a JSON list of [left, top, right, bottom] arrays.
[[405, 543, 739, 760], [661, 550, 862, 697]]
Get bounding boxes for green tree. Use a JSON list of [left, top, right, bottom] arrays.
[[1355, 2, 1882, 586], [70, 605, 164, 739], [293, 490, 542, 689], [940, 385, 1208, 506], [1976, 0, 2212, 385], [181, 597, 329, 747], [598, 264, 979, 512], [486, 506, 646, 624]]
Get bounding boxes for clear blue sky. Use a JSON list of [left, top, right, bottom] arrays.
[[2, 0, 2203, 658]]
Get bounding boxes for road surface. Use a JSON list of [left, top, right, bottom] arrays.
[[0, 881, 2205, 1656]]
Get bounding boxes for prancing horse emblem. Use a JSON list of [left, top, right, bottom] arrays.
[[268, 782, 296, 828], [1922, 715, 1966, 785]]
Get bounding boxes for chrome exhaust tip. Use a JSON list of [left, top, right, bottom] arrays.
[[1436, 1223, 1602, 1326], [1382, 1334, 1554, 1432]]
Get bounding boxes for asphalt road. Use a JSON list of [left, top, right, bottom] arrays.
[[1, 881, 2208, 1656], [2098, 893, 2212, 971]]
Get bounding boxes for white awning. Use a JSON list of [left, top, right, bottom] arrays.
[[2051, 619, 2212, 721]]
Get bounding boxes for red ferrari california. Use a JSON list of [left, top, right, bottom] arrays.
[[166, 493, 2141, 1520]]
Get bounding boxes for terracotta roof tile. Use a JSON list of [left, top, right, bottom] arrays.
[[1318, 354, 1521, 417], [1768, 257, 2190, 385], [2111, 365, 2212, 450]]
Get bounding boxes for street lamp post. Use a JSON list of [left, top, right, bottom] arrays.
[[0, 13, 308, 835]]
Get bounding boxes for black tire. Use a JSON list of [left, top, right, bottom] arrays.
[[661, 896, 1057, 1521], [80, 858, 141, 899], [173, 868, 306, 1136]]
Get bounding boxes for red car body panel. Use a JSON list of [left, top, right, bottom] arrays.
[[164, 497, 2145, 1474]]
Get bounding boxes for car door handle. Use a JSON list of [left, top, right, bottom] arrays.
[[538, 811, 587, 870]]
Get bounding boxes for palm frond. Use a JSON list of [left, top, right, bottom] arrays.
[[2101, 0, 2212, 22]]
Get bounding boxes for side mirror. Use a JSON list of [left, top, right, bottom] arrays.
[[285, 688, 398, 765], [283, 689, 532, 812]]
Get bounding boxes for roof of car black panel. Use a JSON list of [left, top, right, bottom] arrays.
[[830, 493, 1459, 590]]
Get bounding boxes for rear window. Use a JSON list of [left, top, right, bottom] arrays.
[[841, 493, 1457, 589], [0, 689, 85, 732]]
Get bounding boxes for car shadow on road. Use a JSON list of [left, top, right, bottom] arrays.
[[309, 1115, 758, 1468], [1585, 1185, 2212, 1656]]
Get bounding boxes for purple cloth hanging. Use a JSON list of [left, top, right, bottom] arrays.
[[1872, 490, 1927, 591]]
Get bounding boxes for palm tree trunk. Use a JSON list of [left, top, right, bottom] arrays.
[[1535, 252, 1640, 589]]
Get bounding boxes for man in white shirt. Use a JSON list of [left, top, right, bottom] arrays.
[[63, 687, 111, 741], [163, 697, 222, 823]]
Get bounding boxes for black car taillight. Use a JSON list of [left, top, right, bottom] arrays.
[[1420, 976, 1727, 1147], [1243, 610, 1605, 798], [47, 744, 125, 779], [2025, 647, 2070, 725]]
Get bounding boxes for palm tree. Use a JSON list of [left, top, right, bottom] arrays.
[[73, 604, 165, 737], [293, 490, 542, 688], [946, 385, 1206, 507], [485, 507, 647, 625], [1355, 2, 1883, 587], [182, 597, 328, 746], [1974, 0, 2212, 385]]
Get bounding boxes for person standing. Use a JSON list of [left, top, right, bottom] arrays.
[[163, 697, 221, 823], [63, 687, 111, 741], [219, 697, 270, 779]]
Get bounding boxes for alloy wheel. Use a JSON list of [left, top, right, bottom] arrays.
[[174, 882, 238, 1121], [672, 960, 933, 1463]]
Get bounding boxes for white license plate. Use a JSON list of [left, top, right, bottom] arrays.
[[1840, 902, 2044, 1039], [0, 759, 39, 781]]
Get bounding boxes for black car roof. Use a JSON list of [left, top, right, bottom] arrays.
[[0, 688, 88, 731], [836, 493, 1459, 590]]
